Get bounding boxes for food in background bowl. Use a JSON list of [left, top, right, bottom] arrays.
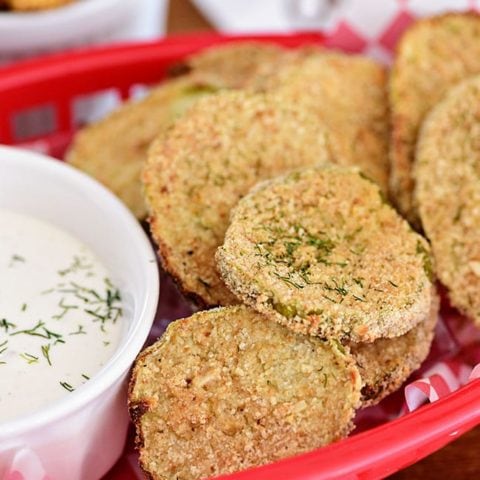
[[2, 0, 73, 11], [0, 0, 137, 58]]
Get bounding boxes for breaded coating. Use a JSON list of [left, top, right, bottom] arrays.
[[416, 75, 480, 326], [263, 51, 389, 192], [171, 42, 294, 90], [390, 12, 480, 225], [129, 306, 361, 480], [353, 292, 439, 407], [5, 0, 71, 9], [217, 166, 435, 343], [144, 91, 333, 307], [66, 77, 217, 219]]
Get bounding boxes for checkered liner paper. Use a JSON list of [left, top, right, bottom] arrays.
[[6, 1, 480, 479], [312, 0, 479, 62]]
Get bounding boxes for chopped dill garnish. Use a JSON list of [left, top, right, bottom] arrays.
[[453, 204, 464, 223], [41, 344, 52, 366], [324, 279, 348, 297], [85, 308, 106, 321], [353, 278, 364, 288], [273, 272, 305, 289], [43, 326, 65, 345], [332, 339, 347, 355], [58, 255, 93, 277], [52, 298, 78, 320], [322, 294, 338, 304], [197, 277, 211, 289], [11, 320, 48, 338], [9, 254, 25, 267], [416, 241, 434, 281], [69, 324, 86, 335], [20, 352, 39, 364], [353, 295, 366, 302], [60, 381, 74, 392], [55, 278, 122, 328], [344, 226, 363, 241], [21, 303, 27, 312], [0, 318, 16, 333], [0, 339, 8, 355], [11, 320, 65, 345], [388, 280, 399, 288], [40, 288, 55, 295], [81, 373, 90, 380]]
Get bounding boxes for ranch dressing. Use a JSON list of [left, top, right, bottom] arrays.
[[0, 209, 124, 423]]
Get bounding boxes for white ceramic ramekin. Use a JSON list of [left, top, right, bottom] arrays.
[[0, 145, 159, 480]]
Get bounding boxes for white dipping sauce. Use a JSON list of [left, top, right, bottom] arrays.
[[0, 209, 124, 423]]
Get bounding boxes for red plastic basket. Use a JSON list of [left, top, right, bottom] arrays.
[[1, 32, 480, 480]]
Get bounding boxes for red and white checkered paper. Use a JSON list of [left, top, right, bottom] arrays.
[[319, 0, 479, 63]]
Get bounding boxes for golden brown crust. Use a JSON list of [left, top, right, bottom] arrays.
[[390, 11, 480, 225], [263, 51, 390, 192], [352, 291, 439, 407], [66, 77, 218, 219], [5, 0, 71, 9], [415, 74, 480, 326], [129, 306, 361, 480], [143, 91, 333, 307], [171, 42, 297, 90], [217, 165, 435, 343], [66, 43, 318, 221]]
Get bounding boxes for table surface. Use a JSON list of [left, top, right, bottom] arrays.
[[165, 1, 480, 478]]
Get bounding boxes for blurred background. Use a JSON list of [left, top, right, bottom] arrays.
[[0, 0, 476, 63]]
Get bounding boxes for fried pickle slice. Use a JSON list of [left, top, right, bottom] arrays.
[[129, 306, 361, 480]]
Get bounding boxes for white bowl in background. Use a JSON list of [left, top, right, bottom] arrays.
[[0, 145, 159, 480], [0, 0, 138, 58]]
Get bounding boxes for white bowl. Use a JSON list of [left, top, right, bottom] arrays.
[[0, 145, 159, 480], [0, 0, 138, 59]]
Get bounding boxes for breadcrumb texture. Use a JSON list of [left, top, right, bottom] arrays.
[[390, 12, 480, 225], [5, 0, 71, 10], [173, 41, 294, 90], [129, 306, 361, 480], [217, 166, 434, 343], [66, 42, 300, 219], [352, 291, 439, 406], [144, 91, 332, 307], [416, 75, 480, 326], [66, 77, 216, 219], [263, 51, 389, 192]]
